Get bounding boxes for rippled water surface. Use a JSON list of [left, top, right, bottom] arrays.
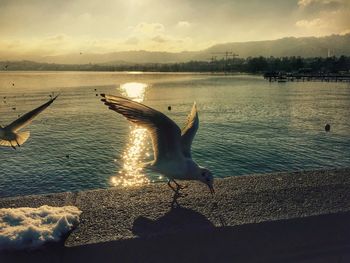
[[0, 72, 349, 197]]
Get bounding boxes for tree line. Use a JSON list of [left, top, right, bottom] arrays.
[[1, 56, 350, 73]]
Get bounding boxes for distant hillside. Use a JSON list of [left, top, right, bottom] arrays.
[[14, 34, 350, 65], [38, 50, 200, 65], [203, 34, 350, 58]]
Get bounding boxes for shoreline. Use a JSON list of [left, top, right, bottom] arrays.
[[0, 166, 345, 200], [1, 168, 350, 262]]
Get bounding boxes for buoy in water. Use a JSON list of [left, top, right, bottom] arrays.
[[325, 124, 330, 132]]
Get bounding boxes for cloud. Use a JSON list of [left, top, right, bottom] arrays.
[[0, 205, 81, 250], [152, 35, 167, 43], [124, 37, 139, 45], [298, 0, 312, 7], [298, 0, 342, 7], [297, 0, 344, 12], [177, 21, 190, 28], [296, 18, 323, 28], [45, 34, 67, 42], [294, 0, 350, 36], [132, 22, 165, 36], [0, 0, 349, 58], [0, 33, 210, 59]]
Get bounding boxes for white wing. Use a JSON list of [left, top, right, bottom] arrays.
[[6, 95, 58, 132], [101, 94, 183, 161], [181, 102, 199, 158]]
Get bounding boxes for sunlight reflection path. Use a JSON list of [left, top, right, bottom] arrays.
[[110, 82, 150, 187]]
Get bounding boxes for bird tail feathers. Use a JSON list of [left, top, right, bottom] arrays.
[[0, 139, 13, 147], [17, 131, 30, 146], [0, 131, 30, 147]]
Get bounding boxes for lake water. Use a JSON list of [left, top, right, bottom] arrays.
[[0, 72, 349, 197]]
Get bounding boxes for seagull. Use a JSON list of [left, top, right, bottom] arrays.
[[0, 95, 58, 149], [101, 94, 214, 195]]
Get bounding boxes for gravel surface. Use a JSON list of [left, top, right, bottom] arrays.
[[0, 168, 349, 248]]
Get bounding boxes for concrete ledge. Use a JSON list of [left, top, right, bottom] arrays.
[[1, 168, 350, 262]]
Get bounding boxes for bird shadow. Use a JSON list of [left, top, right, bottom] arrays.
[[132, 206, 215, 238]]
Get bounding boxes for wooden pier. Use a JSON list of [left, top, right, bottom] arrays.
[[264, 72, 350, 82]]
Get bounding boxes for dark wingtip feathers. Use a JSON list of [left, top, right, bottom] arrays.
[[52, 94, 60, 101]]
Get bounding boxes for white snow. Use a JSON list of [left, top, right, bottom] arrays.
[[0, 205, 81, 250]]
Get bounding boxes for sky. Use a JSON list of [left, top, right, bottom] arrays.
[[0, 0, 349, 59]]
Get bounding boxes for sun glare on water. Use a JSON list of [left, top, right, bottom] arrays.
[[110, 82, 150, 187]]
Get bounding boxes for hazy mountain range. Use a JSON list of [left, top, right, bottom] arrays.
[[9, 34, 350, 65]]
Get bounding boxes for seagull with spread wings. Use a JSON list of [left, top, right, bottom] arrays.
[[0, 95, 58, 149], [101, 94, 214, 195]]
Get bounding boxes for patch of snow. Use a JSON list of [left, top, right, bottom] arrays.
[[0, 205, 81, 250]]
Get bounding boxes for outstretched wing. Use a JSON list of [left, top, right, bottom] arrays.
[[6, 95, 58, 132], [181, 102, 199, 158], [101, 94, 182, 161]]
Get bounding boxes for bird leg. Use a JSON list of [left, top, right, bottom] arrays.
[[167, 179, 187, 193], [167, 179, 187, 198], [172, 179, 187, 190], [168, 180, 181, 208], [167, 180, 177, 192]]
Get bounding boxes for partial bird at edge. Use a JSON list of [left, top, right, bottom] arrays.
[[0, 95, 59, 149]]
